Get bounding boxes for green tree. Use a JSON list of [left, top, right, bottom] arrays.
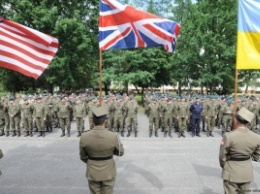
[[0, 0, 99, 93]]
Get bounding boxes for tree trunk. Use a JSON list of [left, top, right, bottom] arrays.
[[134, 85, 140, 94]]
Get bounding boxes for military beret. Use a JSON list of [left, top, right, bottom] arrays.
[[9, 96, 15, 101]]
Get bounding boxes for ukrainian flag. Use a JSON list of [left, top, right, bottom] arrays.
[[237, 0, 260, 69]]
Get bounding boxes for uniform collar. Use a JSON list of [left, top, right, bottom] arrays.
[[235, 126, 249, 133], [93, 125, 106, 130]]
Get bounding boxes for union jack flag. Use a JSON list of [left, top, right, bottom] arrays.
[[99, 0, 181, 52]]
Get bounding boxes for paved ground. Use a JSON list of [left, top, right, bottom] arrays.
[[0, 113, 260, 194]]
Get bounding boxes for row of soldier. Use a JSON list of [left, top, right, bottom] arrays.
[[143, 94, 260, 138], [1, 92, 260, 138], [0, 93, 139, 138]]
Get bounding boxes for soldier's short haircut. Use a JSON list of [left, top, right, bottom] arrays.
[[93, 117, 107, 125]]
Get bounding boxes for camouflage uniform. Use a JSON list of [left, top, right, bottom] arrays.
[[147, 99, 160, 137], [205, 99, 217, 137], [73, 100, 86, 137], [33, 97, 46, 137], [0, 101, 7, 136], [20, 98, 34, 137], [176, 99, 189, 137], [57, 98, 72, 137], [7, 97, 21, 137], [126, 98, 139, 137], [162, 100, 174, 137]]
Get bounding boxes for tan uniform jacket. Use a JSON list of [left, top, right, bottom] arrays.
[[219, 127, 260, 183], [79, 126, 124, 181]]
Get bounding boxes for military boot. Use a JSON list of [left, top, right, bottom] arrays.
[[77, 131, 81, 137], [209, 131, 214, 137], [49, 127, 53, 132], [164, 131, 168, 138], [60, 130, 65, 137], [161, 127, 165, 132], [38, 132, 42, 137], [155, 131, 158, 137], [149, 131, 152, 137], [168, 131, 172, 138], [121, 131, 124, 137], [134, 131, 138, 137], [42, 132, 45, 137], [30, 132, 33, 137], [181, 131, 186, 138], [178, 132, 181, 138], [24, 131, 29, 137], [12, 131, 16, 137], [67, 130, 70, 137], [127, 130, 131, 137], [6, 131, 9, 137], [17, 131, 21, 137], [46, 127, 49, 133]]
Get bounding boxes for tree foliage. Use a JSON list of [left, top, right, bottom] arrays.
[[0, 0, 250, 95]]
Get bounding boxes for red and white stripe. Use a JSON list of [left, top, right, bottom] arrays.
[[0, 17, 59, 79]]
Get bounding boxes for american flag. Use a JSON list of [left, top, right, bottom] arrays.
[[0, 17, 59, 79], [99, 0, 180, 52]]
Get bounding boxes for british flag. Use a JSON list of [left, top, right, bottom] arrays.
[[99, 0, 181, 52]]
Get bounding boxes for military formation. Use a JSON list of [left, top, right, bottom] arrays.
[[0, 93, 139, 138], [1, 92, 260, 138], [143, 93, 260, 138]]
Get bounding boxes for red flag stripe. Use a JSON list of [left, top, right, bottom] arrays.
[[1, 39, 53, 65], [1, 27, 58, 57], [0, 17, 59, 79], [0, 62, 40, 79], [0, 50, 46, 71]]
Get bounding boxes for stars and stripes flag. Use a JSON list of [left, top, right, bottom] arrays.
[[0, 17, 59, 79], [99, 0, 181, 52]]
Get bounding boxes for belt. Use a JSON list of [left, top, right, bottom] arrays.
[[88, 155, 113, 161], [228, 157, 250, 161]]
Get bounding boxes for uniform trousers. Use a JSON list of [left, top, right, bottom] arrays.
[[224, 180, 250, 194], [88, 178, 115, 194], [192, 117, 201, 135]]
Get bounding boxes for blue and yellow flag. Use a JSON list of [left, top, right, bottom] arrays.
[[237, 0, 260, 69]]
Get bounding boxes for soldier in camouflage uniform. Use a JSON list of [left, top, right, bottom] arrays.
[[20, 97, 34, 137], [162, 98, 174, 138], [222, 99, 234, 136], [205, 98, 217, 137], [33, 97, 46, 137], [176, 98, 189, 138], [126, 97, 139, 137], [0, 101, 7, 136], [8, 97, 21, 137], [147, 98, 160, 137], [44, 95, 54, 133], [112, 97, 126, 137], [86, 97, 99, 130], [57, 97, 72, 137], [73, 99, 86, 137], [1, 95, 10, 136], [246, 99, 258, 132]]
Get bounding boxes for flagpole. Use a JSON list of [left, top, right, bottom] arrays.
[[232, 69, 239, 130], [99, 49, 103, 106]]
